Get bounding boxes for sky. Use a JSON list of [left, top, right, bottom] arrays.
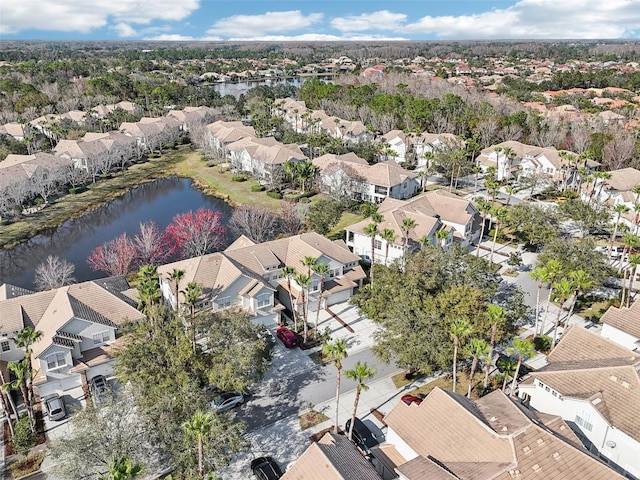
[[1, 0, 640, 41]]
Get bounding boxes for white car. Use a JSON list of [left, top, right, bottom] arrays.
[[210, 391, 244, 412]]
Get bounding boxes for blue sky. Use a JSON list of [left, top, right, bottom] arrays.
[[1, 0, 639, 41]]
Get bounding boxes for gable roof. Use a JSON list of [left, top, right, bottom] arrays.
[[282, 432, 382, 480], [606, 168, 640, 192], [601, 299, 640, 339]]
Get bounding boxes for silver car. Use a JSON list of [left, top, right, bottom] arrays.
[[210, 391, 244, 412], [44, 394, 66, 421]]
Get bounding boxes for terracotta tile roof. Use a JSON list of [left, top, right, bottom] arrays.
[[600, 299, 640, 338], [282, 432, 382, 480]]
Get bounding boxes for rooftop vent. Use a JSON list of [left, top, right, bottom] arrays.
[[523, 446, 531, 453], [609, 375, 618, 382], [622, 381, 630, 388], [490, 416, 497, 421], [536, 438, 544, 445], [553, 452, 561, 460], [532, 464, 541, 472], [592, 398, 602, 405]]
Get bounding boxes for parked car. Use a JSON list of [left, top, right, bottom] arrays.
[[276, 327, 299, 348], [344, 417, 381, 454], [250, 456, 282, 480], [43, 394, 66, 421], [89, 374, 111, 405], [210, 391, 244, 412], [610, 246, 625, 258], [400, 394, 422, 406]]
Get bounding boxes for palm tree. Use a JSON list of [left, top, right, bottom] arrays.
[[619, 233, 640, 274], [401, 217, 417, 250], [136, 265, 161, 315], [434, 228, 449, 249], [312, 261, 330, 337], [14, 327, 43, 419], [417, 235, 430, 250], [282, 266, 298, 329], [540, 259, 562, 336], [182, 281, 203, 353], [0, 368, 16, 437], [505, 185, 517, 207], [497, 357, 517, 393], [551, 278, 574, 346], [301, 256, 317, 277], [627, 253, 640, 307], [530, 266, 550, 334], [295, 274, 312, 340], [322, 339, 348, 434], [466, 338, 490, 398], [489, 206, 507, 263], [474, 197, 492, 257], [182, 410, 213, 478], [344, 361, 376, 441], [7, 360, 33, 428], [608, 204, 630, 258], [449, 319, 472, 394], [566, 270, 593, 321], [99, 456, 143, 480], [484, 304, 506, 388], [363, 222, 379, 287], [593, 171, 612, 204], [167, 268, 185, 312], [507, 338, 535, 397], [380, 228, 397, 265]]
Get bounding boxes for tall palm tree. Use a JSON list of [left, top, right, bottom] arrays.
[[301, 256, 317, 277], [484, 304, 506, 388], [312, 261, 330, 337], [14, 327, 43, 419], [474, 197, 492, 257], [295, 274, 312, 340], [7, 360, 33, 428], [619, 233, 640, 274], [182, 410, 213, 478], [466, 338, 490, 398], [344, 361, 376, 441], [489, 206, 507, 263], [282, 266, 298, 329], [136, 264, 161, 315], [608, 204, 630, 258], [505, 185, 517, 207], [627, 253, 640, 307], [530, 266, 550, 334], [540, 259, 562, 336], [449, 319, 472, 394], [363, 222, 379, 287], [434, 229, 449, 249], [551, 278, 574, 346], [182, 281, 203, 353], [0, 368, 16, 437], [380, 228, 397, 265], [401, 217, 417, 250], [593, 171, 612, 204], [99, 456, 143, 480], [566, 270, 593, 321], [497, 357, 517, 393], [167, 268, 185, 312], [507, 338, 535, 397], [322, 339, 348, 434]]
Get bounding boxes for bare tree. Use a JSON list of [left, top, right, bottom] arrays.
[[228, 205, 279, 243], [133, 221, 169, 267], [279, 201, 305, 237], [34, 255, 76, 290], [569, 122, 593, 155], [29, 166, 64, 204], [603, 130, 636, 170], [64, 163, 91, 188]]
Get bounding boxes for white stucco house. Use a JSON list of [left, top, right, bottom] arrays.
[[600, 299, 640, 351]]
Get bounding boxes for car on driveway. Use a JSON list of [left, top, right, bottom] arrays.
[[210, 391, 244, 412], [43, 394, 66, 421], [276, 327, 299, 348], [251, 456, 282, 480], [89, 374, 111, 406], [345, 417, 381, 454], [401, 394, 422, 406]]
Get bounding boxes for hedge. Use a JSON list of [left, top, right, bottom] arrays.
[[266, 190, 283, 199], [251, 185, 266, 192]]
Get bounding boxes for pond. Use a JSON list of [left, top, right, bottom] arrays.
[[208, 75, 334, 98], [0, 177, 233, 290]]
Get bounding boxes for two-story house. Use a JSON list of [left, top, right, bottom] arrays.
[[518, 325, 640, 479], [204, 120, 256, 156], [592, 167, 640, 232], [600, 299, 640, 351], [379, 130, 409, 164]]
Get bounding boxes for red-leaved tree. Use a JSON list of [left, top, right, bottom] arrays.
[[164, 208, 227, 259], [133, 220, 168, 267], [87, 233, 137, 276]]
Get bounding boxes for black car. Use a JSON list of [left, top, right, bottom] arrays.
[[345, 417, 381, 454], [250, 457, 282, 480]]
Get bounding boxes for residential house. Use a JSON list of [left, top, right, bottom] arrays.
[[0, 277, 143, 398], [119, 117, 181, 152], [313, 159, 419, 205], [411, 132, 459, 169], [376, 387, 624, 480], [205, 120, 256, 155], [344, 190, 481, 263], [282, 432, 382, 480], [91, 101, 139, 118], [593, 167, 640, 231], [600, 299, 640, 351], [518, 325, 640, 479], [0, 153, 72, 199], [0, 122, 29, 141], [476, 141, 528, 181], [81, 131, 140, 163], [167, 106, 216, 132], [54, 138, 109, 172], [379, 130, 409, 164], [157, 232, 365, 325]]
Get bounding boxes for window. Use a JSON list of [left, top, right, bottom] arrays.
[[1, 341, 10, 352], [92, 331, 110, 345], [374, 239, 382, 250], [257, 293, 271, 309], [46, 352, 67, 370], [216, 296, 231, 310], [575, 411, 593, 432], [330, 267, 341, 278], [311, 281, 319, 292]]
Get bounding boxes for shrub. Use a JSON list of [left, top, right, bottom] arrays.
[[251, 184, 266, 192], [231, 175, 248, 182], [266, 190, 283, 199], [180, 136, 191, 144], [12, 415, 36, 458], [68, 186, 87, 195], [533, 335, 553, 352]]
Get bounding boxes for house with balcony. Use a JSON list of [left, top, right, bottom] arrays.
[[476, 141, 528, 181], [204, 120, 256, 155], [411, 132, 459, 169], [517, 325, 640, 479], [379, 130, 409, 164], [0, 277, 143, 398]]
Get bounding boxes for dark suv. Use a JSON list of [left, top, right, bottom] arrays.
[[345, 417, 381, 454], [250, 457, 282, 480]]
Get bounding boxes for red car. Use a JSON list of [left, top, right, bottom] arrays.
[[401, 394, 422, 406], [276, 327, 299, 348]]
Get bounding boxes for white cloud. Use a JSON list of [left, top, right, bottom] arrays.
[[144, 34, 196, 41], [111, 23, 137, 38], [0, 0, 200, 34], [225, 33, 408, 42], [206, 10, 323, 38], [330, 10, 407, 32], [403, 0, 640, 39]]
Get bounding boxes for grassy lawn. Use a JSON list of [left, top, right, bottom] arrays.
[[406, 374, 481, 398], [573, 298, 613, 323], [328, 211, 363, 238]]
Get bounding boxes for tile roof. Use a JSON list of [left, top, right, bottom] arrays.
[[600, 299, 640, 338], [0, 283, 34, 300], [606, 167, 640, 192], [282, 432, 382, 480], [395, 456, 458, 479]]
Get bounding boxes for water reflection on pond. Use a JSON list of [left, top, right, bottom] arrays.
[[0, 177, 233, 290]]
